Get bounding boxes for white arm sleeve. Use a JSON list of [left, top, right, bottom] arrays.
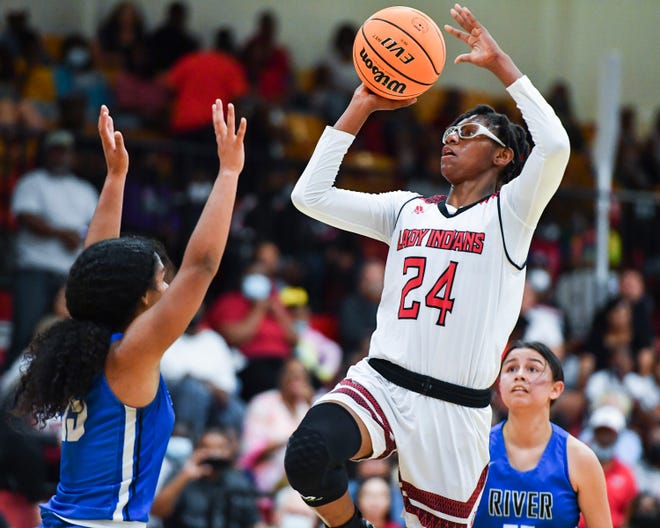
[[499, 76, 571, 262], [291, 126, 419, 244], [500, 76, 570, 226]]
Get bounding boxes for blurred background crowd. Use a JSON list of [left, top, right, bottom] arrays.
[[0, 2, 658, 528]]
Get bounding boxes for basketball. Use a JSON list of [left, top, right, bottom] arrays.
[[353, 5, 446, 100]]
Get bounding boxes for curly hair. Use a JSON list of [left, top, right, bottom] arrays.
[[13, 237, 162, 424], [450, 104, 531, 187]]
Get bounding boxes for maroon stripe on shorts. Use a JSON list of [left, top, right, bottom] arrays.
[[332, 379, 396, 455], [400, 464, 488, 524]]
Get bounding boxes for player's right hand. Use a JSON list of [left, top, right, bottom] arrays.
[[98, 105, 128, 177]]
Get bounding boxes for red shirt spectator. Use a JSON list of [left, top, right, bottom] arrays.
[[241, 10, 292, 103], [578, 457, 637, 528], [206, 290, 292, 360], [164, 42, 248, 133]]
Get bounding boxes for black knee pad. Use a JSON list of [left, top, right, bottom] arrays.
[[284, 403, 362, 506]]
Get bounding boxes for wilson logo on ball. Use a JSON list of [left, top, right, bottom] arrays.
[[357, 47, 407, 95]]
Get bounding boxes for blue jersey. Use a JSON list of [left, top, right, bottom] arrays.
[[474, 421, 580, 528], [42, 372, 175, 525]]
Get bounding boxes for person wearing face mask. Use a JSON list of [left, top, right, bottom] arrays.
[[151, 427, 265, 528], [54, 34, 113, 127], [206, 253, 298, 402], [474, 341, 611, 527], [3, 130, 98, 376], [580, 405, 639, 528]]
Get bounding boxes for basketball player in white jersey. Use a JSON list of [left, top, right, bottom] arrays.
[[284, 4, 570, 528]]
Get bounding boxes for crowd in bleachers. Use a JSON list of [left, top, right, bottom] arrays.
[[0, 2, 658, 527]]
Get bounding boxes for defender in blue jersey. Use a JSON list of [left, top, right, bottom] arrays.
[[14, 101, 247, 527], [474, 341, 611, 527]]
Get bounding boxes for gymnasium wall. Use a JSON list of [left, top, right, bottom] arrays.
[[6, 0, 659, 130]]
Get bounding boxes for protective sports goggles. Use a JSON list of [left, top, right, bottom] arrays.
[[442, 122, 506, 147]]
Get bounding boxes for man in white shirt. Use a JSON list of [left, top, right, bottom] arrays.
[[3, 130, 98, 374]]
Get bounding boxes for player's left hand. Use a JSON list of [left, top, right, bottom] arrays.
[[98, 105, 128, 177], [444, 3, 504, 67], [213, 99, 247, 177]]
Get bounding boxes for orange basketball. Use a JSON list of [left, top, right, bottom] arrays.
[[353, 5, 446, 100]]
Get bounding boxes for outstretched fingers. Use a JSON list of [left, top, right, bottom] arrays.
[[212, 99, 227, 136], [212, 99, 246, 175], [98, 105, 116, 151]]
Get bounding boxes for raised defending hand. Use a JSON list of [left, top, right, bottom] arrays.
[[443, 4, 521, 86], [212, 99, 247, 176], [98, 105, 128, 177]]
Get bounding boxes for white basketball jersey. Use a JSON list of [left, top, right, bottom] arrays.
[[371, 192, 525, 389], [292, 74, 569, 394]]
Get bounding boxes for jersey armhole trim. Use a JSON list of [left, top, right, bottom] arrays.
[[394, 195, 422, 229], [497, 194, 526, 271]]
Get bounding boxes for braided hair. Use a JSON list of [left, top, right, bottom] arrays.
[[450, 104, 531, 187], [14, 237, 163, 424]]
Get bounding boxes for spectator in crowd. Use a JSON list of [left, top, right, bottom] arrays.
[[95, 1, 145, 69], [2, 130, 98, 375], [337, 258, 384, 356], [310, 22, 360, 123], [580, 405, 639, 528], [147, 1, 199, 74], [160, 303, 246, 442], [641, 108, 660, 185], [271, 485, 317, 528], [518, 268, 566, 358], [240, 10, 293, 105], [348, 459, 404, 528], [161, 26, 249, 144], [239, 358, 313, 495], [633, 423, 660, 502], [112, 41, 170, 130], [618, 268, 656, 368], [355, 476, 400, 528], [151, 426, 264, 528], [583, 295, 650, 372], [281, 286, 343, 391], [54, 34, 114, 128], [615, 106, 652, 190], [628, 492, 660, 528], [583, 343, 637, 416], [546, 79, 586, 152], [0, 390, 61, 528], [206, 257, 298, 402], [0, 9, 44, 63], [0, 43, 48, 131], [0, 284, 68, 399], [253, 239, 288, 292]]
